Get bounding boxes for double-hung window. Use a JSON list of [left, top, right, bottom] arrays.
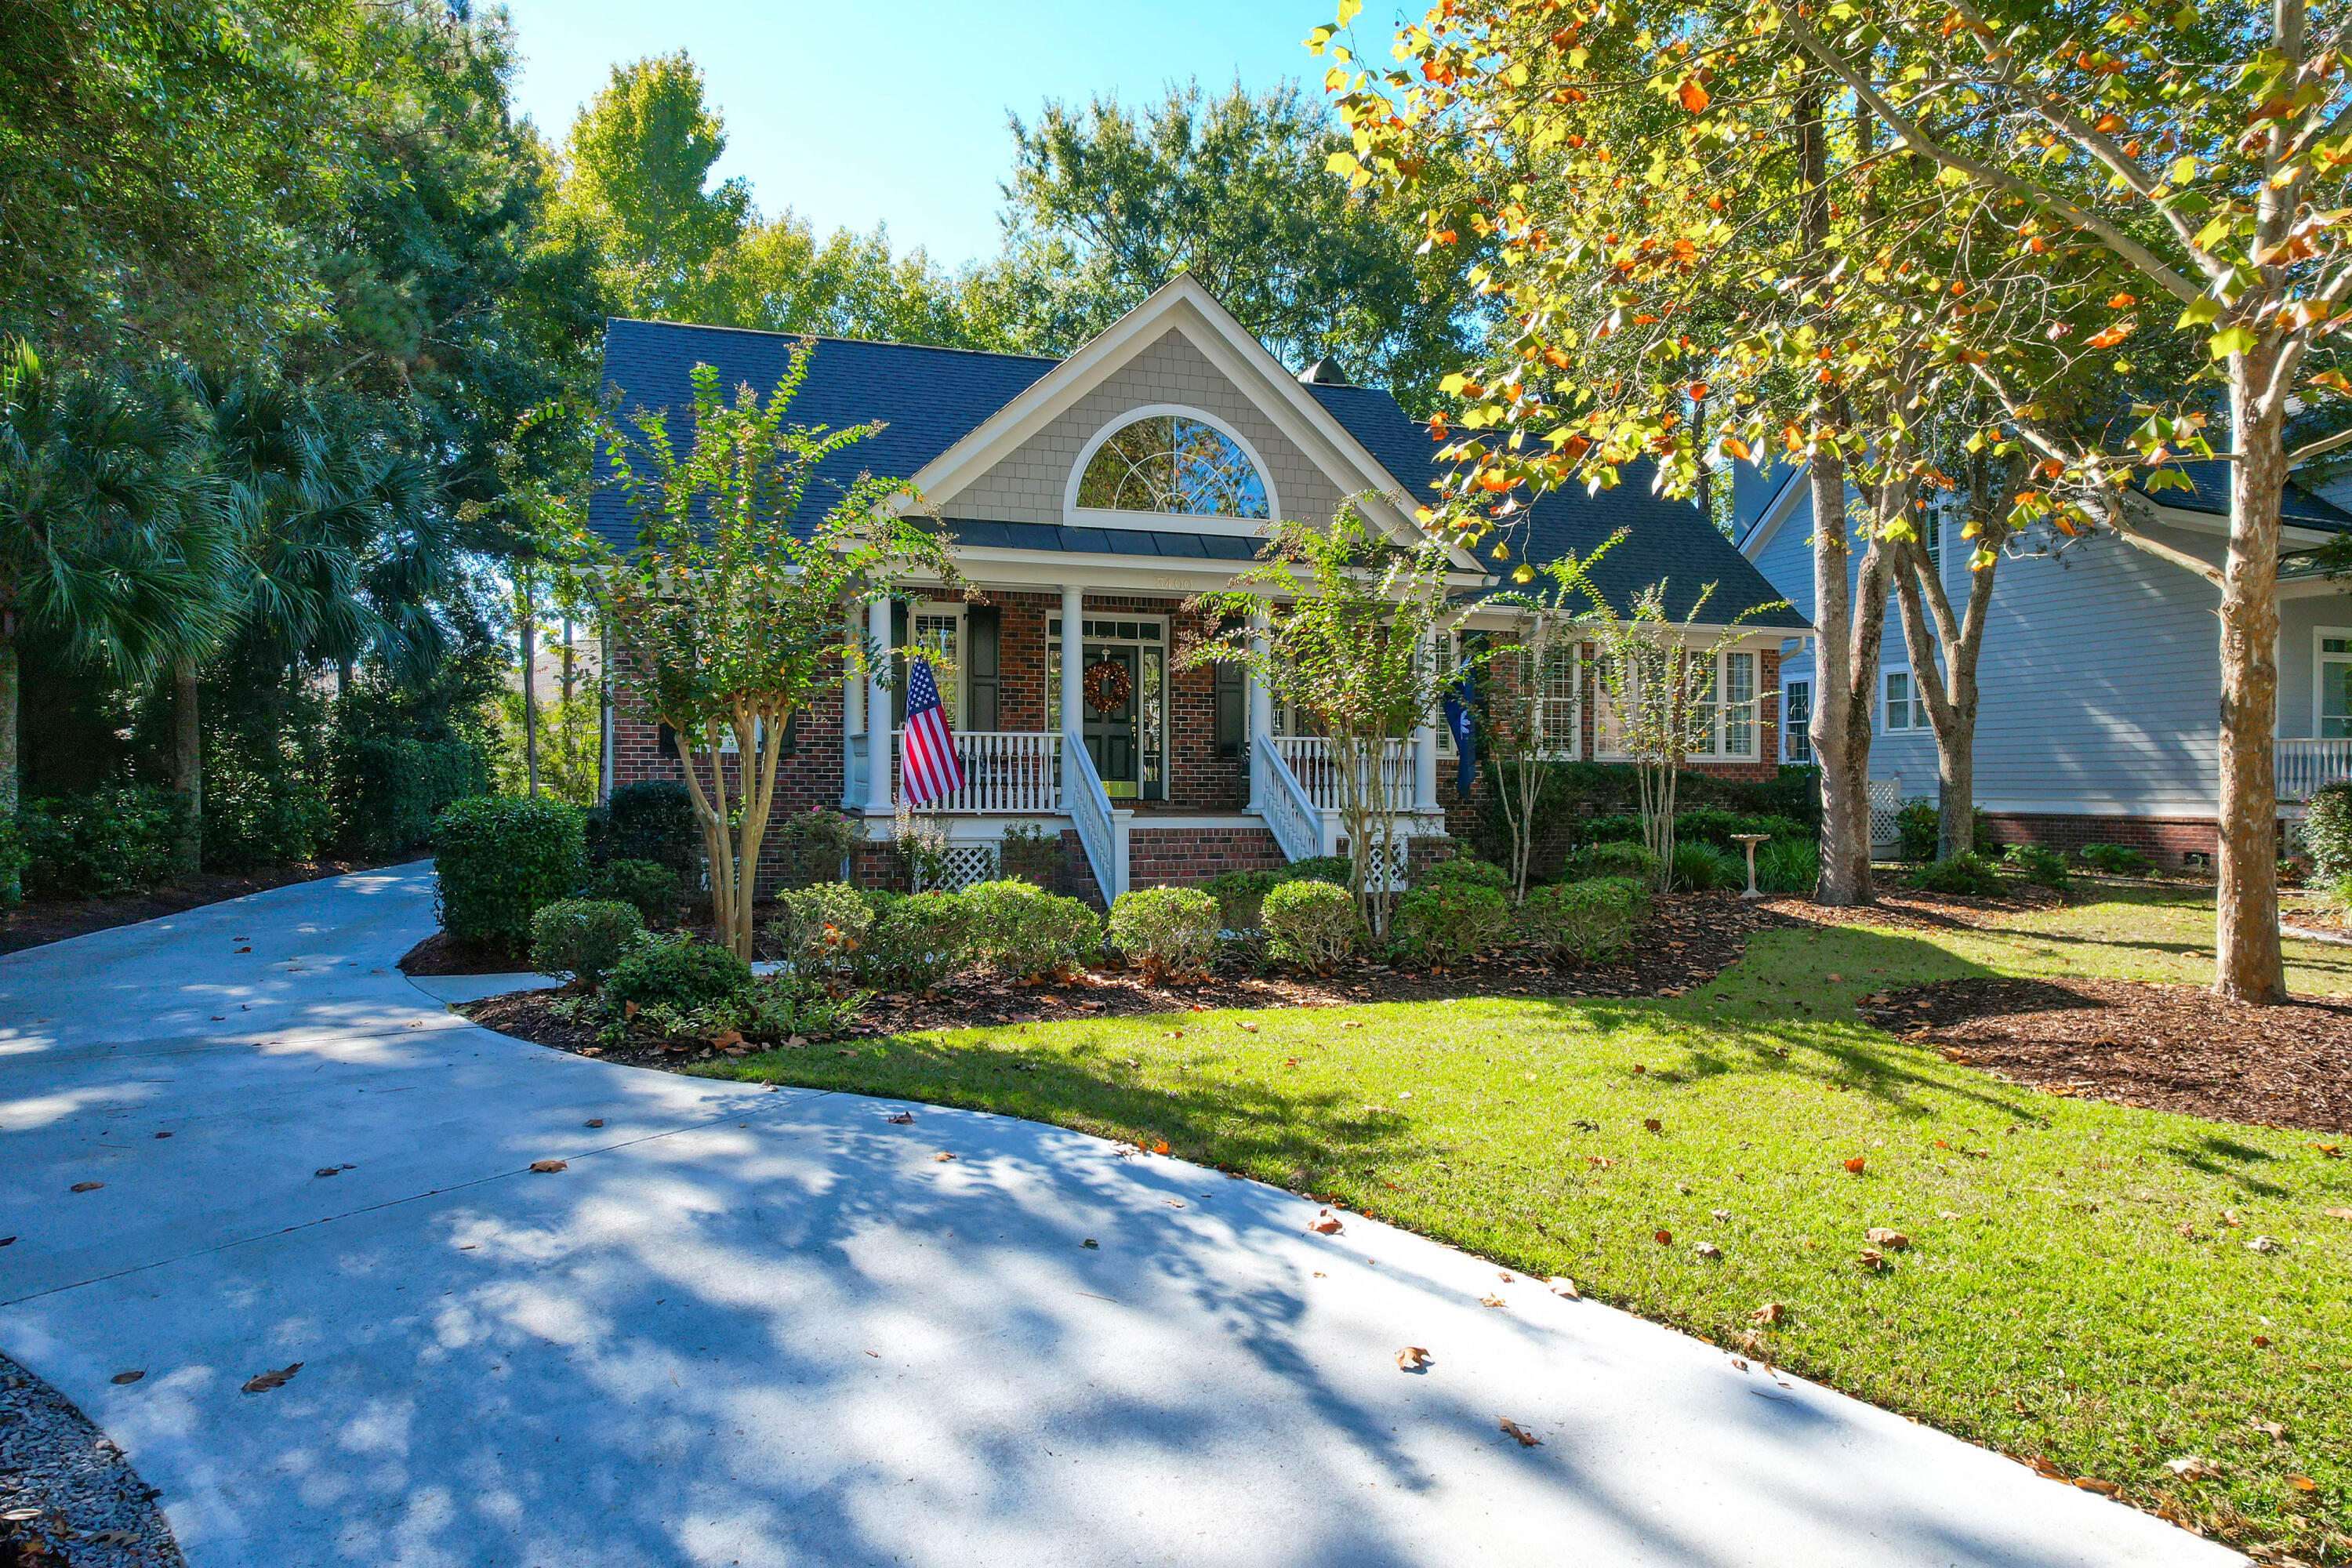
[[2319, 631, 2352, 738], [1595, 646, 1755, 759], [1882, 668, 1928, 732], [1783, 680, 1813, 762]]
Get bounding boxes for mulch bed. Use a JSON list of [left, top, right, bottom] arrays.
[[0, 855, 412, 957], [1863, 975, 2352, 1136], [396, 928, 530, 976], [460, 891, 1773, 1073], [1759, 882, 2071, 934]]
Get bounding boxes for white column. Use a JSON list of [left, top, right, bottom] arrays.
[[864, 594, 893, 814], [842, 608, 862, 806], [1413, 723, 1439, 812], [1246, 608, 1273, 811], [1059, 585, 1085, 746]]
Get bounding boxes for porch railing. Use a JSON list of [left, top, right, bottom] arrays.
[[1060, 731, 1127, 902], [1271, 736, 1414, 811], [2279, 738, 2352, 802], [1252, 739, 1324, 864], [867, 730, 1059, 814]]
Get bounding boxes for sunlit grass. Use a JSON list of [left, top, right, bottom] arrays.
[[702, 887, 2352, 1560]]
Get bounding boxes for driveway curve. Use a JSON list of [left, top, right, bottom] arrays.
[[0, 863, 2238, 1568]]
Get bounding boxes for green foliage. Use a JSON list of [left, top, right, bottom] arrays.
[[1203, 869, 1283, 930], [332, 735, 488, 855], [1282, 855, 1355, 888], [1584, 808, 1809, 854], [431, 794, 586, 946], [629, 971, 866, 1046], [602, 931, 751, 1011], [2305, 782, 2352, 883], [1910, 851, 2008, 898], [1570, 840, 1659, 883], [998, 821, 1064, 888], [2078, 843, 2155, 878], [960, 880, 1102, 979], [18, 786, 191, 898], [1415, 854, 1512, 892], [767, 880, 873, 981], [1108, 885, 1221, 982], [854, 889, 971, 991], [1260, 879, 1363, 971], [775, 806, 862, 887], [579, 858, 679, 924], [588, 780, 702, 882], [528, 898, 643, 988], [198, 691, 336, 871], [2001, 844, 2072, 891], [1515, 877, 1648, 964], [1895, 800, 1991, 862], [1392, 880, 1512, 966], [1668, 840, 1745, 893], [1755, 837, 1820, 895]]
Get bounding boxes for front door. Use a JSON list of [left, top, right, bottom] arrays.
[[1081, 644, 1142, 797]]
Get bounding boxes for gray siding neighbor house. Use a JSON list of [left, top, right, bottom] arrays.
[[1734, 459, 2352, 865]]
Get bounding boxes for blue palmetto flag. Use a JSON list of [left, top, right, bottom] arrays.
[[1443, 662, 1477, 797]]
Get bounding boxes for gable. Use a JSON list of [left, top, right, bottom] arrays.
[[932, 327, 1348, 532]]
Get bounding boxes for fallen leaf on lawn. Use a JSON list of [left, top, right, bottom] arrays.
[[528, 1159, 567, 1174], [1843, 1156, 1867, 1174], [1643, 1118, 1663, 1134], [1497, 1417, 1541, 1447], [241, 1363, 302, 1394], [1653, 1229, 1672, 1246], [1857, 1247, 1890, 1271], [1584, 1155, 1614, 1169], [1824, 973, 1841, 982], [2288, 1475, 2318, 1493], [933, 1152, 956, 1162], [70, 1182, 102, 1192], [2312, 1142, 2342, 1159], [1865, 1227, 1911, 1250], [2073, 1478, 2120, 1497], [2249, 1419, 2286, 1441], [2245, 1235, 2280, 1254], [1310, 1215, 1345, 1235], [2165, 1455, 2222, 1480], [2325, 1207, 2352, 1221], [1237, 1022, 1258, 1033], [886, 1112, 914, 1125], [1694, 1241, 1722, 1260], [1711, 1208, 1731, 1220], [1547, 1276, 1580, 1299], [1151, 1140, 1170, 1155], [1341, 1021, 1364, 1029], [2025, 1455, 2067, 1481], [2252, 1334, 2270, 1347], [1750, 1301, 1785, 1325], [110, 1370, 144, 1385], [1396, 1346, 1432, 1371], [1479, 1294, 1506, 1308]]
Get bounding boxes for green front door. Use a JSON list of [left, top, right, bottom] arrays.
[[1081, 644, 1142, 797]]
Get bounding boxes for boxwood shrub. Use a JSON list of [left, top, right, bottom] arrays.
[[962, 880, 1102, 978], [1392, 880, 1512, 966], [1516, 877, 1648, 963], [580, 858, 680, 924], [529, 898, 644, 988], [1261, 880, 1360, 971], [1108, 885, 1221, 982], [1910, 850, 2007, 898], [855, 889, 971, 990], [433, 795, 586, 946], [2078, 842, 2154, 877], [603, 931, 751, 1010]]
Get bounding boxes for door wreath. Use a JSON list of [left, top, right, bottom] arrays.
[[1082, 658, 1133, 712]]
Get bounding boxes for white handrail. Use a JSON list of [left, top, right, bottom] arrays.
[[883, 730, 1058, 814], [1272, 735, 1413, 811], [2278, 738, 2352, 802], [1060, 731, 1124, 902], [1253, 739, 1323, 864]]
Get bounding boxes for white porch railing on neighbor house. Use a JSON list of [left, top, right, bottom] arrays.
[[1270, 736, 1414, 811], [1252, 739, 1325, 863], [1060, 731, 1127, 902], [2278, 739, 2352, 802]]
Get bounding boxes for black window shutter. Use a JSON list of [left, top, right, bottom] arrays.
[[1214, 660, 1245, 756], [967, 605, 1000, 731], [891, 601, 909, 728]]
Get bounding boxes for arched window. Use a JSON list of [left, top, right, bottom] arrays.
[[1076, 414, 1269, 518]]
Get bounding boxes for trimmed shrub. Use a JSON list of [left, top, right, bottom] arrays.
[[1109, 886, 1222, 982], [1571, 840, 1658, 882], [1203, 868, 1282, 930], [433, 795, 587, 946], [19, 786, 191, 898], [1517, 877, 1647, 963], [1894, 798, 1940, 863], [767, 880, 873, 979], [1415, 853, 1511, 891], [777, 807, 862, 887], [333, 735, 488, 854], [2002, 844, 2071, 889], [2307, 782, 2352, 883], [1392, 880, 1512, 966], [1755, 837, 1820, 895], [580, 858, 679, 924], [855, 889, 971, 990], [603, 931, 750, 1010], [529, 898, 643, 988], [2078, 842, 2154, 877], [1261, 879, 1362, 971], [587, 780, 701, 881], [1282, 855, 1354, 887], [1910, 850, 2007, 898], [961, 879, 1102, 978], [1581, 808, 1809, 852], [1669, 840, 1744, 891]]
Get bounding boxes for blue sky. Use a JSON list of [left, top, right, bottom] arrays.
[[497, 0, 1356, 270]]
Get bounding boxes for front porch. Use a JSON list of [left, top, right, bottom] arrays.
[[840, 586, 1450, 901]]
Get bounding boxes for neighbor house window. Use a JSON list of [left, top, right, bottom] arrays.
[[1076, 414, 1269, 517], [1882, 669, 1927, 731], [1922, 509, 1941, 571], [2319, 631, 2352, 738], [1784, 680, 1813, 762]]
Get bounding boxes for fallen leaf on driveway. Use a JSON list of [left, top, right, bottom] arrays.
[[1479, 1294, 1506, 1308], [1151, 1140, 1170, 1155], [1865, 1228, 1911, 1250], [933, 1152, 956, 1162], [584, 1119, 604, 1128], [1497, 1418, 1541, 1447], [528, 1160, 567, 1174], [1310, 1215, 1344, 1235], [885, 1112, 914, 1125], [314, 1167, 342, 1178], [70, 1182, 102, 1193], [1546, 1276, 1579, 1298], [241, 1363, 302, 1394], [1396, 1346, 1431, 1371], [110, 1370, 143, 1385], [2073, 1478, 2120, 1497]]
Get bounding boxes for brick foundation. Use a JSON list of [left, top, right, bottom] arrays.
[[1978, 812, 2223, 867], [1126, 824, 1286, 889]]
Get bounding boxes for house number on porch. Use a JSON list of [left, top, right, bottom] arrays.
[[1083, 658, 1133, 712]]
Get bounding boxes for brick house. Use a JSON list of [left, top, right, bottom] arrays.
[[593, 276, 1807, 902]]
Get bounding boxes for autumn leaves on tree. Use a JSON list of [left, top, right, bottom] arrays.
[[1313, 0, 2352, 1001]]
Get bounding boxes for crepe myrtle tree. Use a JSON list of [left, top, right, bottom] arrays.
[[1316, 0, 2352, 1000], [543, 346, 957, 961], [1186, 503, 1483, 938]]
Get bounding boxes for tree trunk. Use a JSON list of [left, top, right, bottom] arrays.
[[0, 627, 18, 906], [172, 658, 202, 878], [519, 582, 539, 798], [1809, 453, 1875, 905], [2214, 379, 2287, 1003]]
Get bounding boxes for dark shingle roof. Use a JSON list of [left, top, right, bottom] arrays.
[[1305, 383, 1809, 629], [588, 318, 1056, 550], [942, 519, 1260, 560], [2140, 457, 2352, 533]]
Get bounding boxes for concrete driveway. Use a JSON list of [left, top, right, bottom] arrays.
[[0, 863, 2238, 1567]]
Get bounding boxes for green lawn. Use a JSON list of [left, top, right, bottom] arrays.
[[700, 886, 2352, 1562]]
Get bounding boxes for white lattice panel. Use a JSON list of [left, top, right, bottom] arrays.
[[924, 844, 999, 892], [1867, 777, 1903, 850]]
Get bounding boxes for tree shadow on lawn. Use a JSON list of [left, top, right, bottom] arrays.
[[2161, 1132, 2292, 1197]]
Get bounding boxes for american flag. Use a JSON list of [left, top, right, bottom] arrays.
[[898, 654, 965, 806]]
